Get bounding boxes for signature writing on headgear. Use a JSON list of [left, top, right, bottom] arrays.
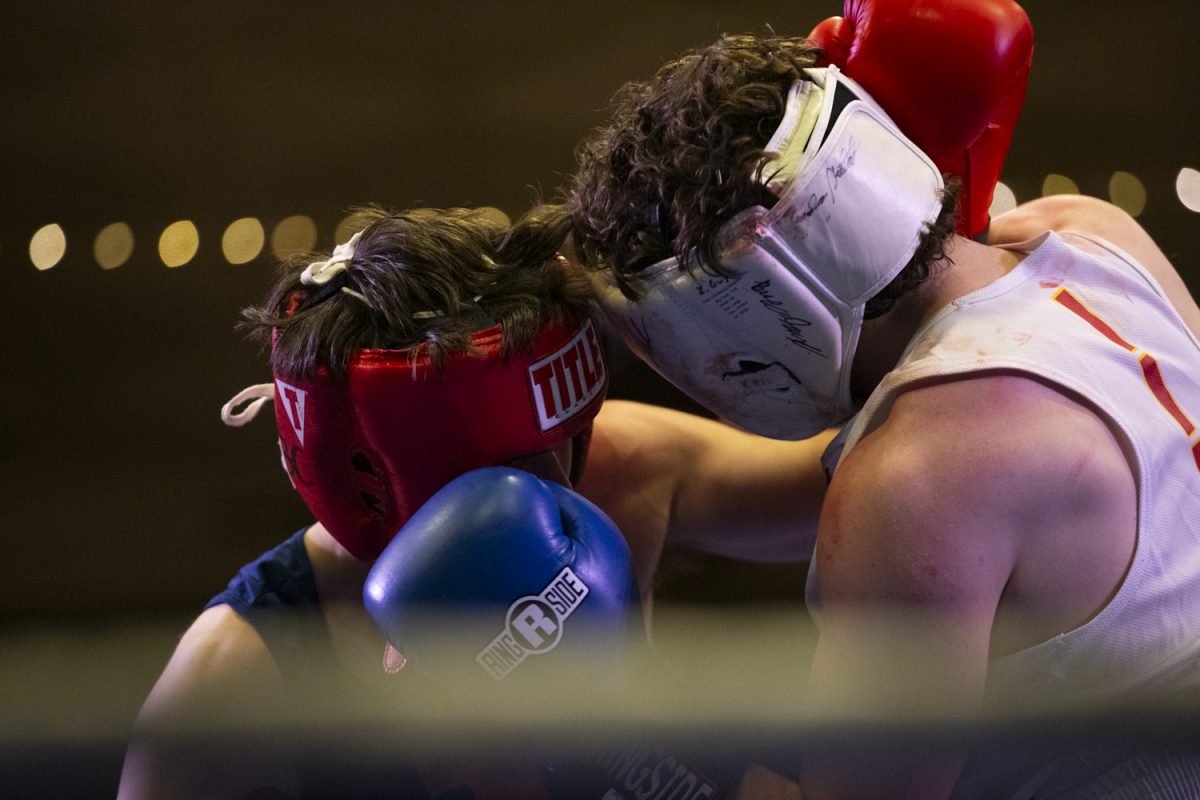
[[824, 136, 859, 199], [778, 135, 860, 239], [750, 280, 825, 358]]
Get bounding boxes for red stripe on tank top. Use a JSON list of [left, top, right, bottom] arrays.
[[1140, 353, 1197, 436], [1052, 288, 1136, 351], [1051, 286, 1199, 472]]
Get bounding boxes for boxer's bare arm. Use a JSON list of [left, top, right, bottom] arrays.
[[118, 605, 299, 799], [578, 400, 834, 594], [801, 372, 1136, 799], [990, 195, 1200, 335]]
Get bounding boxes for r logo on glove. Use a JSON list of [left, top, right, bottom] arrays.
[[364, 467, 640, 692], [476, 565, 591, 680]]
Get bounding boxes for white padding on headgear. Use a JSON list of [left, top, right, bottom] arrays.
[[592, 66, 944, 440], [220, 383, 275, 427], [302, 231, 362, 286]]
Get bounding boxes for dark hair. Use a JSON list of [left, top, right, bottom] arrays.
[[241, 204, 587, 379], [863, 177, 960, 319], [568, 32, 959, 313], [569, 34, 820, 289]]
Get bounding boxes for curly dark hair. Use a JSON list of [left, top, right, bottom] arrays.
[[568, 32, 959, 316], [864, 176, 960, 319], [241, 204, 587, 379]]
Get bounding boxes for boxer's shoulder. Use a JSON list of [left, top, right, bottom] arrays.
[[858, 371, 1130, 501], [148, 605, 284, 710], [988, 195, 1101, 242], [583, 400, 831, 564], [825, 371, 1132, 606], [120, 605, 297, 798], [991, 195, 1199, 334], [580, 401, 691, 495], [991, 195, 1164, 269], [581, 400, 755, 513]]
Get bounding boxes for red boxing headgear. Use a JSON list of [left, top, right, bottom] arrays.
[[267, 318, 607, 560]]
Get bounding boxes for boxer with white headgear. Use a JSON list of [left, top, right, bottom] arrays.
[[570, 9, 1200, 798], [571, 0, 1034, 441], [586, 64, 944, 440]]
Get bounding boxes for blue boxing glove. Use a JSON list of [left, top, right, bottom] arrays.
[[364, 466, 640, 691]]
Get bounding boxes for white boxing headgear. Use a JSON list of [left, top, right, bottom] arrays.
[[590, 66, 944, 440]]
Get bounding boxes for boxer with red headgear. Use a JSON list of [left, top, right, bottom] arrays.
[[220, 236, 607, 560], [119, 203, 838, 800], [568, 5, 1200, 797], [119, 205, 625, 799]]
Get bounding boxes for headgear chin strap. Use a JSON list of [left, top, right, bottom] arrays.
[[590, 65, 944, 440], [223, 318, 608, 560]]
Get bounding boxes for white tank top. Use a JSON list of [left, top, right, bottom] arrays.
[[811, 230, 1195, 796], [813, 229, 1200, 701]]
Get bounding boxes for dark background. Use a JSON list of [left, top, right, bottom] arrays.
[[1, 1, 1197, 629]]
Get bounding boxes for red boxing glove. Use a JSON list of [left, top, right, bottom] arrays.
[[808, 0, 1034, 239]]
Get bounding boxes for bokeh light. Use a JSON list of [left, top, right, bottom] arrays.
[[1107, 171, 1146, 217], [1041, 174, 1080, 197], [30, 224, 67, 271], [271, 215, 318, 259], [222, 217, 265, 265], [1177, 167, 1200, 214], [989, 181, 1018, 218], [94, 223, 135, 270], [333, 213, 367, 248], [158, 220, 200, 268], [478, 206, 512, 227]]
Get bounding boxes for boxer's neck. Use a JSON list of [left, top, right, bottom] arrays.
[[850, 236, 1025, 403]]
